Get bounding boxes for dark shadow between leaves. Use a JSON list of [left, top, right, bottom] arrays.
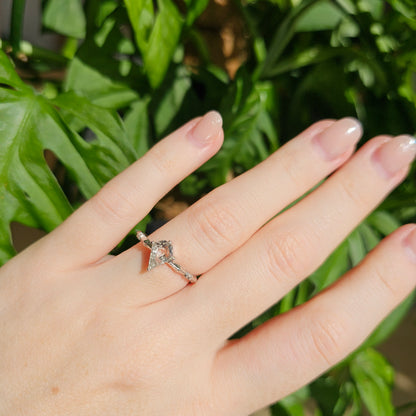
[[10, 221, 46, 253]]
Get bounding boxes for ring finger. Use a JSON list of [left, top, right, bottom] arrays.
[[104, 118, 363, 302]]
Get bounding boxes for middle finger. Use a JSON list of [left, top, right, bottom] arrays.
[[181, 133, 416, 345], [106, 118, 362, 301]]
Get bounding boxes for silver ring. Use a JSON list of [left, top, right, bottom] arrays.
[[136, 231, 197, 284]]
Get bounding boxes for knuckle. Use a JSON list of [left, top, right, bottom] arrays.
[[338, 177, 369, 212], [276, 149, 305, 189], [265, 230, 314, 283], [309, 314, 347, 366], [147, 143, 173, 176], [189, 197, 243, 249], [91, 184, 137, 224], [372, 262, 400, 299]]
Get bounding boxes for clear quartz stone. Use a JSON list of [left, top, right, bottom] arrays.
[[148, 240, 174, 271]]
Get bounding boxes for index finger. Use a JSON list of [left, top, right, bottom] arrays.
[[37, 112, 223, 269]]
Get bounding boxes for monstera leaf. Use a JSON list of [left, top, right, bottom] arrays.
[[0, 51, 136, 264]]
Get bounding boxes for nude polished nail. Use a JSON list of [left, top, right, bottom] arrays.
[[372, 135, 416, 178], [188, 111, 223, 147], [312, 117, 363, 161], [403, 226, 416, 265]]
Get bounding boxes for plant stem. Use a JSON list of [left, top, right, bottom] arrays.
[[10, 0, 27, 53], [1, 40, 68, 67]]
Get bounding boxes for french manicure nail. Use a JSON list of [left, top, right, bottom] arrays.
[[188, 111, 223, 148], [403, 226, 416, 264], [312, 117, 363, 161], [372, 135, 416, 178]]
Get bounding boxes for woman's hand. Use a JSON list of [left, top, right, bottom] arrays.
[[0, 112, 415, 416]]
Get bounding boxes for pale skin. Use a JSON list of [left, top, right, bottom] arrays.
[[1, 112, 416, 416]]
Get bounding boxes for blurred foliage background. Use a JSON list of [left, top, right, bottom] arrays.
[[0, 0, 416, 414]]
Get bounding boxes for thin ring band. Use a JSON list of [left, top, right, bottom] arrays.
[[136, 231, 197, 284]]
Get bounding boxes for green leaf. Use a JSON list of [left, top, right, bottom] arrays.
[[279, 288, 297, 314], [258, 0, 323, 79], [52, 92, 137, 168], [338, 381, 361, 416], [0, 51, 30, 90], [366, 210, 401, 236], [386, 0, 416, 19], [309, 239, 350, 293], [270, 402, 292, 416], [310, 377, 341, 415], [357, 0, 384, 19], [125, 0, 184, 88], [0, 92, 72, 262], [0, 51, 135, 263], [285, 61, 355, 131], [363, 290, 416, 348], [296, 1, 345, 32], [204, 73, 278, 186], [184, 0, 209, 26], [152, 65, 192, 136], [359, 222, 381, 252], [311, 378, 361, 416], [271, 387, 310, 415], [123, 0, 155, 52], [350, 348, 395, 416], [43, 0, 86, 39], [266, 46, 343, 78], [270, 402, 305, 415], [64, 3, 146, 103], [65, 57, 139, 110], [124, 98, 151, 158], [348, 227, 366, 267]]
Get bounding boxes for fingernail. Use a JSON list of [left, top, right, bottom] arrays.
[[403, 226, 416, 264], [188, 111, 223, 147], [372, 135, 416, 178], [312, 117, 362, 160]]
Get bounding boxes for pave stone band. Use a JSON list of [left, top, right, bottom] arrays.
[[136, 231, 197, 284]]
